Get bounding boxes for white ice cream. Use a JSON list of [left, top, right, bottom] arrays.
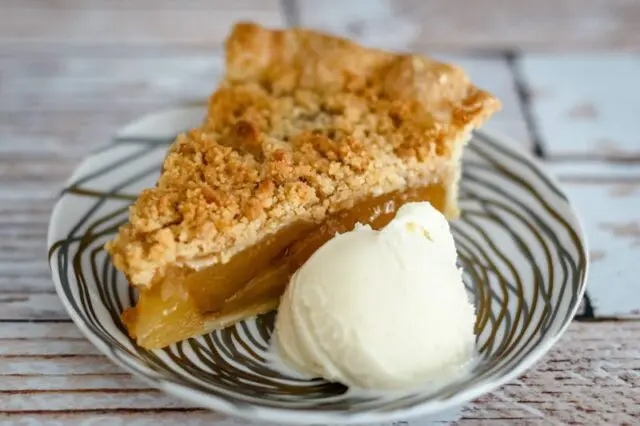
[[272, 201, 476, 390]]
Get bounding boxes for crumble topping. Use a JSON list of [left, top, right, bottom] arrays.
[[106, 22, 500, 287]]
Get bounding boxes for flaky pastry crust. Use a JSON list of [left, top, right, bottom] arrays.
[[106, 22, 501, 287]]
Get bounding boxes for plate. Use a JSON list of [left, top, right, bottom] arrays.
[[48, 107, 588, 425]]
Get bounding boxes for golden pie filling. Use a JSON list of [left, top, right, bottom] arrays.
[[124, 184, 446, 349]]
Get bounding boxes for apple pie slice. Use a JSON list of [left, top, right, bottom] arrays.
[[105, 22, 501, 349]]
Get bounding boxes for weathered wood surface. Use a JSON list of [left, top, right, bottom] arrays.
[[1, 0, 639, 424], [551, 163, 640, 319], [296, 0, 640, 51], [521, 55, 640, 159], [2, 0, 639, 51], [0, 323, 637, 424], [0, 0, 284, 48]]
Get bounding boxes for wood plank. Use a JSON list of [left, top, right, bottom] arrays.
[[460, 321, 640, 425], [550, 163, 640, 318], [295, 0, 420, 51], [0, 322, 637, 424], [2, 389, 191, 412], [0, 339, 99, 356], [0, 410, 456, 425], [0, 374, 146, 392], [0, 54, 222, 113], [0, 199, 57, 224], [519, 54, 640, 159], [0, 327, 454, 424], [0, 110, 149, 158], [0, 294, 67, 320], [0, 114, 142, 296], [0, 275, 57, 294], [0, 198, 57, 294], [550, 161, 640, 180], [296, 0, 640, 51], [0, 357, 123, 375], [0, 270, 54, 294], [0, 412, 232, 426], [0, 0, 284, 48], [0, 323, 83, 339], [0, 158, 77, 187]]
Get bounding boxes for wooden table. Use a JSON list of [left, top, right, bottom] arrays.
[[1, 1, 639, 424]]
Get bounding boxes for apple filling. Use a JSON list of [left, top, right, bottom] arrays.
[[123, 183, 447, 349]]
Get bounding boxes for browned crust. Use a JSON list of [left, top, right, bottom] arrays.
[[105, 22, 501, 287]]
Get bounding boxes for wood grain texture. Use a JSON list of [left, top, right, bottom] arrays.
[[0, 356, 123, 376], [0, 54, 222, 297], [0, 411, 227, 426], [0, 0, 284, 48], [0, 294, 66, 320], [0, 110, 145, 158], [0, 322, 637, 424], [0, 199, 63, 294], [551, 162, 640, 318], [0, 53, 223, 113], [2, 390, 191, 412], [520, 54, 640, 159], [297, 0, 640, 51], [461, 321, 640, 425]]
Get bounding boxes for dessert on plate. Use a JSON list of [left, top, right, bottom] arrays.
[[273, 202, 477, 390], [105, 21, 501, 349]]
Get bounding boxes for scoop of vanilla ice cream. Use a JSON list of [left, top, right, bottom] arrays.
[[273, 201, 476, 390]]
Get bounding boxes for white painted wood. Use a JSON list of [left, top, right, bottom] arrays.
[[0, 0, 284, 47], [461, 321, 640, 425], [2, 390, 191, 412], [550, 162, 640, 317], [0, 357, 124, 375], [0, 323, 636, 424], [0, 339, 99, 356], [0, 203, 56, 294], [0, 413, 230, 426], [0, 323, 82, 339], [0, 412, 458, 426], [520, 55, 640, 158], [4, 0, 640, 51], [550, 161, 640, 180], [297, 0, 640, 50], [297, 0, 420, 51], [0, 110, 141, 158], [0, 294, 67, 320], [0, 54, 223, 113], [0, 374, 146, 392]]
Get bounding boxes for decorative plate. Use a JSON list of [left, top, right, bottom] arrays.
[[48, 107, 588, 425]]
